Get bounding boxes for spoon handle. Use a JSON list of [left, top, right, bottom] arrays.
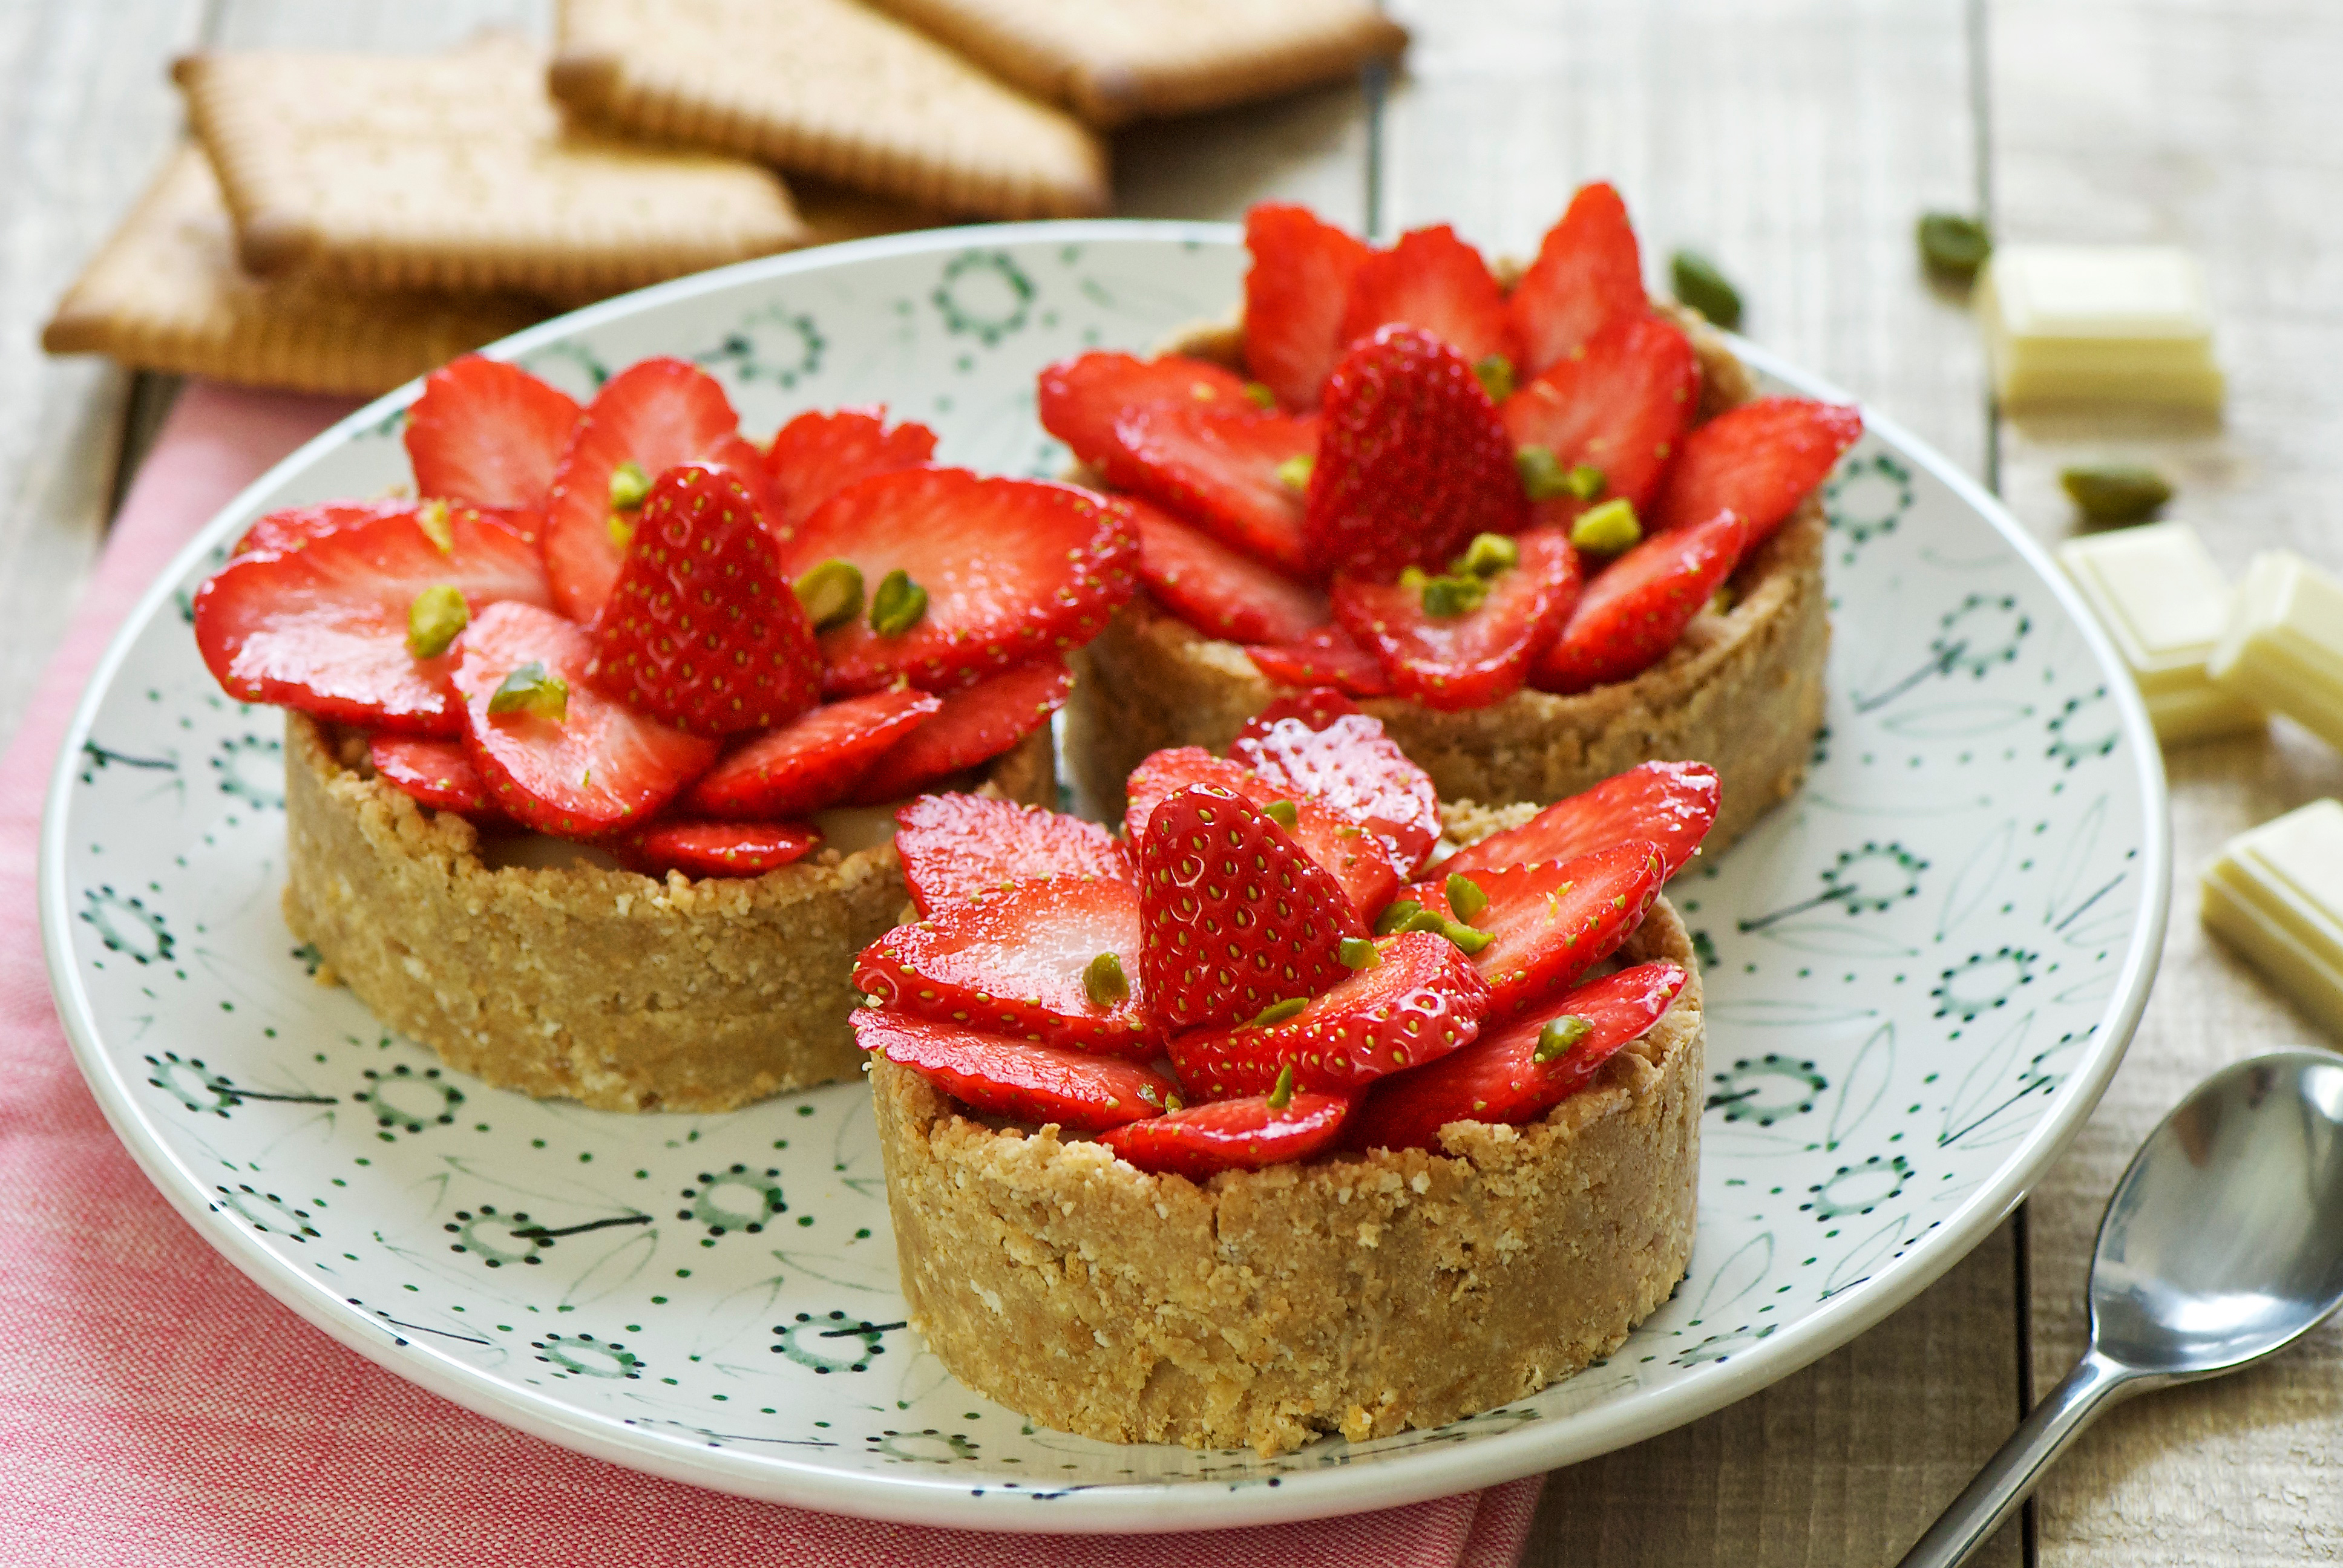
[[1893, 1348, 2145, 1568]]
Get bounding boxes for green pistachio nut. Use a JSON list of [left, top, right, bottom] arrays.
[[1534, 1014, 1594, 1063], [1516, 444, 1571, 501], [1275, 453, 1316, 492], [1421, 573, 1489, 619], [2060, 463, 2172, 526], [1670, 249, 1743, 330], [1570, 497, 1642, 556], [1444, 872, 1489, 923], [1472, 353, 1516, 404], [1084, 950, 1129, 1007], [405, 584, 470, 659], [1398, 565, 1430, 592], [1400, 907, 1450, 936], [1253, 997, 1308, 1028], [607, 459, 653, 512], [1262, 799, 1299, 828], [1916, 212, 1993, 281], [793, 558, 865, 632], [416, 498, 453, 555], [487, 660, 568, 723], [1450, 532, 1519, 580], [1441, 918, 1494, 954], [1266, 1062, 1296, 1112], [1243, 382, 1277, 410], [868, 568, 929, 636], [1339, 936, 1381, 970], [1374, 900, 1424, 936], [1564, 463, 1607, 501]]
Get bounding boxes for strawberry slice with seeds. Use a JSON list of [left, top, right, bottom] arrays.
[[762, 407, 937, 532], [1440, 760, 1720, 881], [1227, 711, 1441, 878], [542, 358, 742, 622], [780, 469, 1137, 696], [1235, 687, 1361, 739], [1337, 224, 1516, 372], [235, 498, 413, 557], [1502, 312, 1699, 521], [1331, 525, 1581, 711], [683, 688, 941, 818], [1344, 961, 1687, 1152], [194, 505, 551, 737], [1168, 930, 1490, 1099], [1649, 396, 1864, 541], [1306, 325, 1526, 581], [1125, 750, 1396, 921], [1103, 402, 1317, 577], [404, 355, 582, 511], [617, 820, 822, 878], [856, 875, 1159, 1056], [1507, 182, 1650, 381], [1037, 352, 1253, 470], [894, 794, 1132, 916], [1245, 623, 1391, 697], [858, 1011, 1177, 1131], [1136, 783, 1361, 1031], [845, 659, 1070, 804], [369, 734, 500, 819], [1132, 495, 1329, 645], [1243, 202, 1372, 411], [1532, 507, 1750, 694], [1435, 841, 1666, 1015], [453, 600, 719, 837], [1102, 1088, 1353, 1180]]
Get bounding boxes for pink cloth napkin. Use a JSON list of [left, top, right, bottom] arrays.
[[0, 382, 1546, 1566]]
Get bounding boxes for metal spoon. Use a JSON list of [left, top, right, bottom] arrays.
[[1896, 1049, 2343, 1568]]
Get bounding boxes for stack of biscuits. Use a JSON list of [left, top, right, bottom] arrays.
[[44, 0, 1407, 397]]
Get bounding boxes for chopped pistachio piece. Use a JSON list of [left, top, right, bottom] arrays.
[[1570, 497, 1642, 556], [1472, 353, 1516, 404], [1253, 997, 1308, 1028], [1670, 249, 1743, 330], [1276, 453, 1316, 492], [1266, 1062, 1296, 1112], [1917, 212, 1993, 281], [416, 498, 453, 554], [405, 584, 469, 659], [1339, 936, 1381, 970], [793, 558, 865, 631], [1450, 532, 1519, 579], [2060, 463, 2172, 526], [1516, 443, 1571, 501], [869, 568, 929, 636], [1083, 951, 1129, 1007], [1441, 918, 1493, 954], [487, 660, 568, 723], [1564, 463, 1607, 501], [1400, 907, 1449, 936], [606, 512, 637, 550], [1243, 381, 1276, 410], [1444, 872, 1489, 923], [607, 459, 652, 512], [1374, 900, 1423, 936], [1398, 565, 1430, 592], [1421, 573, 1489, 619], [1262, 799, 1299, 828], [1534, 1014, 1594, 1062]]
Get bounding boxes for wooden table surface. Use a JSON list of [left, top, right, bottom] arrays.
[[10, 1, 2341, 1562]]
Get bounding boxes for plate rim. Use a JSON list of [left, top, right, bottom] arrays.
[[37, 220, 2172, 1534]]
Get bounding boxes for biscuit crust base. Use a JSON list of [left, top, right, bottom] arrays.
[[870, 899, 1702, 1456], [281, 711, 1054, 1113]]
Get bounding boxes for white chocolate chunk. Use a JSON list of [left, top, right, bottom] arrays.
[[2057, 523, 2264, 743], [1979, 244, 2224, 410], [2208, 551, 2343, 751], [2201, 799, 2343, 1039]]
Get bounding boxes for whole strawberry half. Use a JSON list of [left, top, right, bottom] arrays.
[[194, 504, 551, 737], [1305, 325, 1526, 581], [1124, 749, 1397, 922], [1337, 223, 1516, 373], [1243, 202, 1372, 411], [1434, 841, 1666, 1015], [1332, 524, 1581, 711], [1501, 312, 1699, 521], [369, 734, 500, 820], [1245, 623, 1391, 698], [1532, 507, 1750, 695], [1227, 711, 1441, 878], [781, 469, 1136, 697], [1650, 396, 1864, 540], [894, 794, 1132, 916], [1136, 783, 1360, 1031], [404, 355, 582, 512], [857, 1011, 1176, 1132], [1037, 351, 1253, 471], [1507, 181, 1650, 380], [1440, 759, 1720, 881], [762, 407, 936, 533], [1131, 495, 1328, 645], [617, 820, 822, 878], [1104, 401, 1317, 577], [585, 464, 821, 736], [683, 688, 941, 819], [1101, 1089, 1354, 1180], [235, 498, 412, 557], [845, 659, 1070, 805]]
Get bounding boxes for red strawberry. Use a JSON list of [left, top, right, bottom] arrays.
[[1235, 687, 1361, 738], [1101, 1088, 1352, 1180], [583, 465, 821, 736], [1507, 182, 1650, 380], [1337, 224, 1515, 372], [1331, 525, 1581, 711], [845, 659, 1070, 804], [779, 469, 1136, 696], [369, 734, 499, 818], [683, 688, 941, 818], [1501, 312, 1699, 521], [1136, 783, 1360, 1031], [1440, 760, 1720, 881], [194, 505, 551, 737], [1104, 402, 1317, 577], [1037, 352, 1253, 470], [1650, 396, 1864, 540], [1168, 930, 1490, 1099], [1305, 325, 1527, 581], [894, 794, 1132, 916], [1344, 961, 1686, 1152], [1227, 711, 1441, 878], [404, 355, 582, 511], [1132, 495, 1328, 645], [235, 498, 411, 557], [617, 820, 822, 878], [856, 875, 1158, 1056], [1243, 202, 1372, 411], [453, 601, 719, 836], [1124, 750, 1397, 921], [1532, 507, 1750, 694], [762, 407, 937, 532], [857, 1011, 1177, 1131], [542, 358, 742, 621], [1435, 841, 1665, 1014], [1245, 623, 1391, 697]]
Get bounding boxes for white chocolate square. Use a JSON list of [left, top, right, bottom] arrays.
[[1979, 244, 2224, 409], [2057, 523, 2264, 743], [2208, 551, 2343, 752], [2202, 799, 2343, 1039]]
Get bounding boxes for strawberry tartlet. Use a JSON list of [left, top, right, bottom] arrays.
[[859, 694, 1713, 1454], [1052, 185, 1860, 855], [198, 354, 1135, 1111]]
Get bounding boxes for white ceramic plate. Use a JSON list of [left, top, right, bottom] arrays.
[[40, 223, 2169, 1534]]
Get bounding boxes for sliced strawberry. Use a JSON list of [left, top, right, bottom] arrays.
[[1103, 402, 1316, 577], [452, 600, 719, 836], [1245, 623, 1391, 697], [1168, 930, 1490, 1099], [845, 659, 1070, 805], [1236, 687, 1361, 739], [1306, 325, 1526, 581], [1436, 841, 1666, 1015], [1037, 353, 1253, 471], [780, 469, 1136, 696], [683, 688, 941, 818], [1227, 712, 1441, 878], [1440, 760, 1720, 881], [618, 820, 822, 878], [1136, 783, 1360, 1031], [894, 794, 1132, 916], [542, 358, 742, 621], [695, 431, 783, 527], [1332, 525, 1581, 711], [1501, 312, 1699, 520], [1649, 396, 1864, 541], [234, 498, 413, 557], [1243, 202, 1372, 411], [856, 875, 1158, 1056], [1132, 495, 1328, 645], [1124, 750, 1396, 921], [857, 1011, 1176, 1131], [1507, 182, 1650, 381], [369, 734, 499, 818], [1337, 224, 1515, 371], [1102, 1089, 1352, 1180], [1532, 507, 1750, 694], [762, 407, 937, 533], [1344, 961, 1687, 1152], [194, 505, 551, 737], [404, 355, 582, 512]]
